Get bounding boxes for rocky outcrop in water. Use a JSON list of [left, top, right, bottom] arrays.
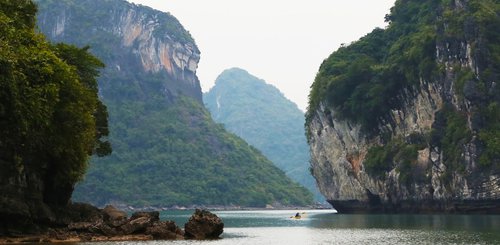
[[184, 209, 224, 240], [0, 206, 222, 242], [66, 205, 184, 240], [306, 0, 500, 213]]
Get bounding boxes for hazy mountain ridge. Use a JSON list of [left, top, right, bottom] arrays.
[[204, 68, 323, 201]]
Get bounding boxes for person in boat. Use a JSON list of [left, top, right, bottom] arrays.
[[294, 212, 301, 219]]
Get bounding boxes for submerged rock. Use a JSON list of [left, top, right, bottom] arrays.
[[184, 209, 224, 239]]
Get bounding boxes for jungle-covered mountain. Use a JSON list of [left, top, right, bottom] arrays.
[[204, 68, 322, 201], [36, 0, 313, 208], [306, 0, 499, 213], [0, 0, 110, 233]]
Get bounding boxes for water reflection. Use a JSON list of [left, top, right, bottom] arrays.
[[309, 213, 500, 233], [79, 210, 500, 245]]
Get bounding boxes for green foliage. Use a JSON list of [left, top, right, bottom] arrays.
[[364, 144, 395, 178], [478, 103, 500, 167], [307, 0, 440, 132], [395, 144, 424, 185], [364, 136, 427, 186], [35, 0, 312, 207], [308, 0, 500, 184], [153, 15, 194, 44], [74, 95, 313, 207], [432, 0, 499, 171], [35, 0, 196, 47], [431, 105, 471, 176], [51, 44, 111, 157], [0, 0, 109, 205], [203, 68, 321, 201]]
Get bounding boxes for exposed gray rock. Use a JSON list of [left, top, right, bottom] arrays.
[[36, 0, 202, 103]]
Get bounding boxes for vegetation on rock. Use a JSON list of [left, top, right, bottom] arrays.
[[0, 0, 109, 206], [204, 68, 320, 201], [307, 0, 500, 183], [307, 0, 442, 132], [36, 0, 312, 207], [75, 96, 312, 207]]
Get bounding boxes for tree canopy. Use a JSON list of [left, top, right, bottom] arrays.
[[0, 0, 109, 205]]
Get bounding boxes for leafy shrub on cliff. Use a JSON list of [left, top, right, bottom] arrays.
[[478, 102, 500, 167], [364, 138, 426, 184], [431, 105, 471, 175], [0, 0, 109, 205], [364, 144, 395, 178]]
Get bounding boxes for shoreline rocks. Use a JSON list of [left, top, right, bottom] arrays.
[[184, 209, 224, 239], [0, 205, 222, 244]]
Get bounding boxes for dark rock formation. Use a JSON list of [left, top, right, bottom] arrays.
[[146, 221, 184, 240], [0, 206, 222, 242], [77, 208, 179, 237], [184, 209, 224, 239]]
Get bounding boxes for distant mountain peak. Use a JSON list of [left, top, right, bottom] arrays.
[[36, 0, 312, 207], [205, 68, 324, 202]]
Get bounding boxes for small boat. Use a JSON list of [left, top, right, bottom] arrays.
[[290, 212, 306, 219]]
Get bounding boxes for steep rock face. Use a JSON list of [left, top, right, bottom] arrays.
[[307, 0, 499, 213], [36, 0, 202, 102], [0, 158, 61, 234], [36, 0, 312, 207]]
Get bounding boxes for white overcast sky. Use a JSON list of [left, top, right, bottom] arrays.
[[128, 0, 396, 111]]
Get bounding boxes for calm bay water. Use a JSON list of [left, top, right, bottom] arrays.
[[85, 209, 499, 244]]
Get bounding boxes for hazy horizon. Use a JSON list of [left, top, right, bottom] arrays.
[[127, 0, 396, 111]]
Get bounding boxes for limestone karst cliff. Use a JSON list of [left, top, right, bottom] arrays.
[[36, 0, 202, 102], [306, 0, 499, 213], [36, 0, 313, 207]]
